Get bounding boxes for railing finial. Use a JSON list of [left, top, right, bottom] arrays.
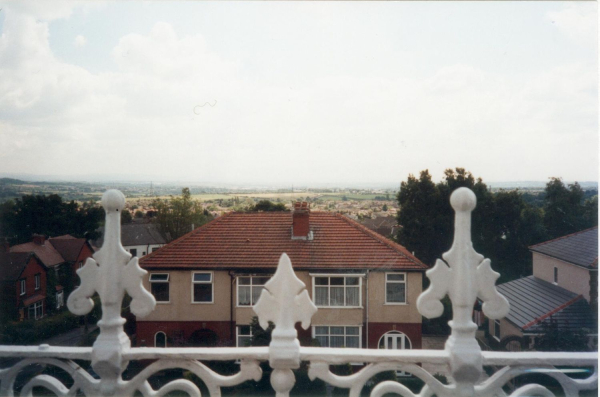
[[67, 189, 156, 395], [253, 253, 317, 397], [417, 187, 509, 394]]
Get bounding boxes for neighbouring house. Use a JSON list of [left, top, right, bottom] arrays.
[[0, 251, 48, 321], [488, 227, 598, 349], [10, 234, 94, 305], [360, 216, 399, 239], [93, 223, 166, 258], [138, 202, 428, 352]]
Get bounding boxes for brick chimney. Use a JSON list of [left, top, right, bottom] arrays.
[[32, 234, 46, 246], [292, 202, 311, 240]]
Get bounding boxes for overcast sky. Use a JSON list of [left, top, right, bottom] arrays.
[[0, 1, 597, 187]]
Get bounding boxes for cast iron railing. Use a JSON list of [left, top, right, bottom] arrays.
[[0, 188, 596, 396]]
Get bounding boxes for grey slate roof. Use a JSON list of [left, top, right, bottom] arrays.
[[529, 227, 598, 268], [94, 223, 167, 248], [497, 276, 596, 333]]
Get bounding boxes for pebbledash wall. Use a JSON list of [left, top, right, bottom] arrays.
[[137, 270, 422, 349]]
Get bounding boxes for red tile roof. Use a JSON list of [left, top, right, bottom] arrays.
[[49, 237, 88, 262], [10, 242, 64, 268], [140, 212, 427, 271]]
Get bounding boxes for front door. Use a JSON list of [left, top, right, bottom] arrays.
[[383, 333, 407, 350]]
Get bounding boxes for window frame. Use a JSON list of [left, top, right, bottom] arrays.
[[20, 279, 26, 295], [56, 290, 64, 309], [493, 319, 501, 341], [149, 273, 170, 303], [34, 273, 41, 290], [191, 271, 214, 304], [28, 301, 43, 320], [310, 274, 362, 308], [236, 324, 253, 347], [154, 331, 167, 348], [311, 325, 362, 348], [236, 275, 271, 307], [385, 272, 407, 305]]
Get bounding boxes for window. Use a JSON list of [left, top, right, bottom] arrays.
[[149, 273, 170, 302], [142, 251, 146, 256], [313, 326, 360, 348], [34, 274, 41, 290], [78, 261, 84, 269], [192, 272, 213, 303], [237, 276, 270, 306], [28, 301, 43, 320], [494, 320, 501, 340], [554, 267, 558, 284], [56, 291, 64, 309], [130, 249, 137, 257], [155, 331, 167, 347], [152, 246, 160, 253], [20, 279, 26, 295], [313, 275, 360, 307], [237, 325, 253, 347], [385, 273, 406, 304]]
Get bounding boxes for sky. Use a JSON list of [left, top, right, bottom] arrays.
[[0, 1, 597, 187]]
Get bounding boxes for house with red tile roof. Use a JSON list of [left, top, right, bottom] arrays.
[[488, 227, 598, 350], [138, 203, 428, 351], [9, 234, 94, 310], [0, 251, 48, 321]]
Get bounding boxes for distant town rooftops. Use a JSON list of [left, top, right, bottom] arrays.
[[529, 226, 598, 268]]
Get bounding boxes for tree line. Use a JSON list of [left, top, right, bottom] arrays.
[[396, 168, 598, 282]]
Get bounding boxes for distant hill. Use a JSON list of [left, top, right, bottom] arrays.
[[0, 178, 28, 185]]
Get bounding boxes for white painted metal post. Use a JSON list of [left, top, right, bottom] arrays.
[[417, 187, 509, 396], [67, 190, 156, 396], [253, 253, 318, 397]]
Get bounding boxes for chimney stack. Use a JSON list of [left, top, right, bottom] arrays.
[[32, 234, 46, 246], [292, 202, 311, 240]]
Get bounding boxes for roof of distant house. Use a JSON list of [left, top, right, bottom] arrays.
[[360, 216, 398, 237], [497, 276, 596, 333], [140, 212, 427, 271], [529, 227, 598, 268], [49, 236, 90, 262], [93, 223, 167, 248], [10, 241, 64, 267], [0, 252, 40, 282]]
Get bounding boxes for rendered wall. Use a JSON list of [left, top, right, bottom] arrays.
[[532, 253, 591, 301]]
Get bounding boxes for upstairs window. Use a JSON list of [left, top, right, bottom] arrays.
[[385, 273, 406, 304], [238, 276, 270, 306], [314, 326, 360, 348], [34, 274, 41, 290], [149, 273, 170, 302], [313, 276, 360, 307], [192, 272, 213, 303], [20, 279, 26, 295]]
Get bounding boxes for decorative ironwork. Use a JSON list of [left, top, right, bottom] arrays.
[[0, 188, 596, 397]]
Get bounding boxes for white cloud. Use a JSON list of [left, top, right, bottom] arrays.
[[74, 35, 86, 47], [547, 3, 598, 46]]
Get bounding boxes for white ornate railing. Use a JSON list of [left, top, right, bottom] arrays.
[[0, 188, 596, 397]]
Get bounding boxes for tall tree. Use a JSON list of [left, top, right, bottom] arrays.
[[0, 194, 103, 244], [543, 178, 596, 239], [152, 188, 212, 242]]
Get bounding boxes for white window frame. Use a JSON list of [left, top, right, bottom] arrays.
[[493, 319, 501, 341], [149, 273, 170, 303], [191, 271, 214, 304], [310, 274, 363, 308], [56, 290, 64, 309], [34, 274, 41, 290], [312, 325, 362, 348], [236, 275, 271, 307], [236, 324, 253, 347], [20, 279, 26, 295], [28, 301, 43, 320], [385, 272, 407, 305], [154, 331, 167, 347]]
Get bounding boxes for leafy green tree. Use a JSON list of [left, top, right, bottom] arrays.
[[535, 320, 591, 352], [121, 209, 133, 224], [382, 204, 388, 212], [543, 178, 592, 239], [251, 200, 288, 212], [134, 210, 144, 219], [0, 194, 103, 244], [152, 188, 212, 242]]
